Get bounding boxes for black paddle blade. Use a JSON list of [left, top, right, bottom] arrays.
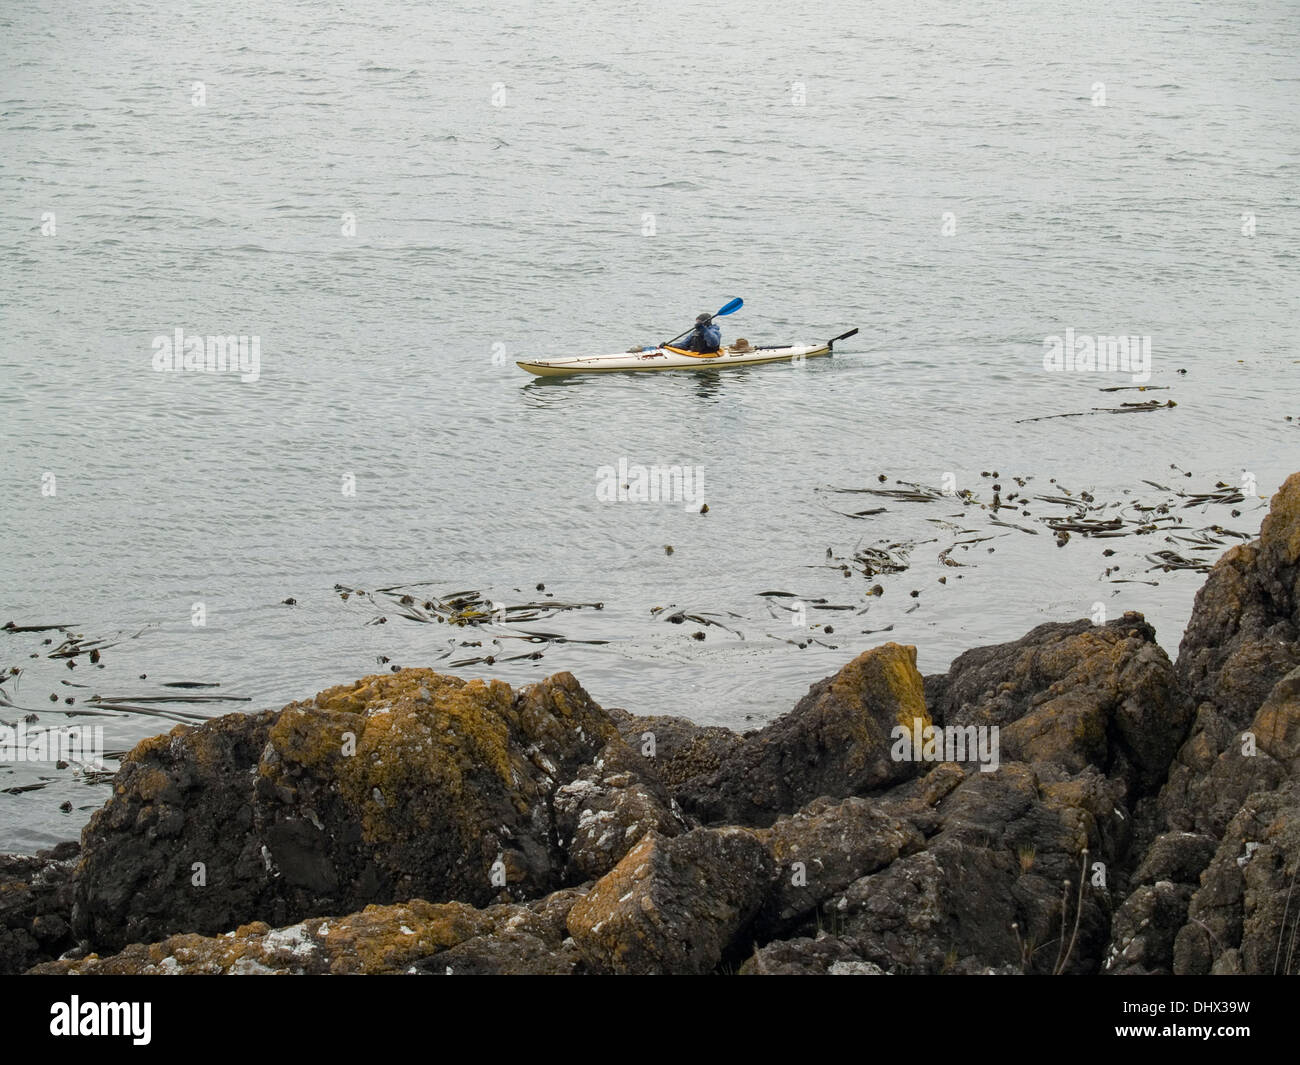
[[827, 327, 858, 348]]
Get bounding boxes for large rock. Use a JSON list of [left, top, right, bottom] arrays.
[[553, 739, 690, 882], [1160, 667, 1299, 837], [1112, 474, 1300, 974], [1103, 831, 1216, 975], [72, 669, 616, 952], [740, 934, 887, 975], [612, 643, 930, 826], [1173, 780, 1300, 975], [32, 890, 586, 975], [1176, 472, 1300, 723], [1158, 476, 1300, 842], [0, 842, 79, 975], [567, 827, 773, 974], [927, 613, 1190, 796], [814, 764, 1120, 974], [757, 793, 933, 935]]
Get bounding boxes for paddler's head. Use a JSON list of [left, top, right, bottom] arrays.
[[696, 313, 711, 325]]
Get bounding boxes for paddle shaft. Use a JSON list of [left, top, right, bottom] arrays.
[[661, 298, 743, 347]]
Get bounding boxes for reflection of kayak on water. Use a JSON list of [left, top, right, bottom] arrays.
[[516, 330, 857, 377]]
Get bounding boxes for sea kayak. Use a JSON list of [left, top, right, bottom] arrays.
[[516, 328, 857, 377]]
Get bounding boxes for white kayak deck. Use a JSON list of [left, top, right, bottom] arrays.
[[517, 342, 832, 377]]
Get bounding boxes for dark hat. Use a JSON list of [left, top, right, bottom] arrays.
[[695, 313, 711, 323]]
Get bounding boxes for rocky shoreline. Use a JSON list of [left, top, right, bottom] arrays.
[[3, 473, 1297, 976]]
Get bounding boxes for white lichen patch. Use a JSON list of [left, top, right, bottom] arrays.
[[555, 779, 596, 811], [577, 808, 614, 832], [261, 921, 317, 959], [829, 961, 885, 975], [230, 955, 278, 975]]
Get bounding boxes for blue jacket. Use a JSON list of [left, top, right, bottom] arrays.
[[676, 322, 721, 352]]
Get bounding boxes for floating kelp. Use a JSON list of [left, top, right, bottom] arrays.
[[1017, 399, 1176, 423], [0, 619, 256, 823], [826, 484, 949, 503], [330, 582, 611, 672], [45, 626, 150, 661], [77, 693, 245, 726], [339, 583, 604, 627], [937, 536, 994, 565], [651, 605, 746, 640], [820, 540, 921, 580], [1146, 550, 1211, 572], [1177, 489, 1245, 508], [769, 633, 841, 650], [1044, 516, 1125, 535], [0, 622, 207, 725], [853, 542, 918, 577], [817, 502, 890, 519], [815, 469, 1267, 597], [448, 646, 548, 668], [758, 593, 854, 622]]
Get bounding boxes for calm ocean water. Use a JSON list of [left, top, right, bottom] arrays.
[[2, 0, 1297, 849]]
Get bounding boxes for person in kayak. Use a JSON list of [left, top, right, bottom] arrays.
[[673, 313, 722, 353]]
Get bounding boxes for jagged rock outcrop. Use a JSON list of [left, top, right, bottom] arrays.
[[567, 827, 773, 974], [756, 793, 932, 935], [1107, 473, 1300, 974], [32, 890, 587, 975], [553, 739, 689, 882], [1176, 473, 1300, 722], [1170, 779, 1300, 975], [927, 613, 1191, 795], [740, 934, 887, 975], [72, 669, 617, 952], [0, 842, 79, 975], [610, 642, 929, 826], [1160, 472, 1300, 838], [1104, 831, 1217, 974], [794, 763, 1119, 974]]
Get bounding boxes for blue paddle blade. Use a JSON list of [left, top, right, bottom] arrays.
[[715, 297, 743, 317]]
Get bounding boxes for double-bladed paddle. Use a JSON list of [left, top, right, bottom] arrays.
[[661, 297, 743, 348]]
